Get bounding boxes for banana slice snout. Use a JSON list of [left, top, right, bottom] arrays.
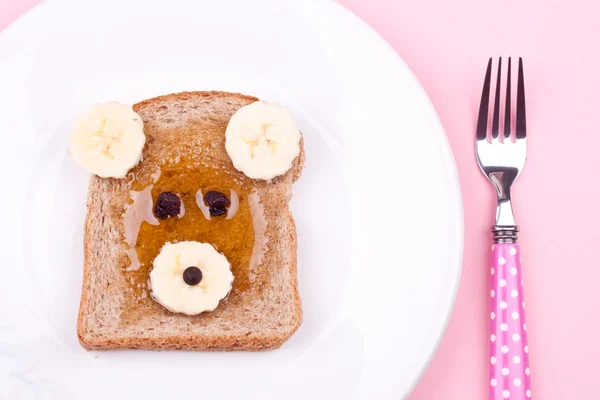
[[150, 241, 234, 315]]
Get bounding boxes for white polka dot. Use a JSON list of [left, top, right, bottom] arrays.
[[500, 301, 508, 309], [523, 323, 527, 331], [502, 367, 510, 376], [514, 378, 522, 386], [511, 289, 519, 297], [492, 245, 495, 251], [491, 290, 495, 298], [525, 367, 530, 376], [526, 389, 531, 397], [491, 356, 496, 364], [503, 389, 511, 398], [513, 333, 520, 341], [499, 279, 507, 287], [491, 267, 495, 275], [501, 345, 509, 354], [491, 334, 496, 342], [491, 312, 496, 320], [498, 257, 507, 265], [512, 311, 519, 319], [509, 248, 517, 256], [510, 267, 518, 275], [491, 378, 497, 387], [513, 355, 521, 364], [522, 301, 525, 308], [501, 323, 508, 331], [524, 345, 529, 353]]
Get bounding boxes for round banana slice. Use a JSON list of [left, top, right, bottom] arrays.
[[69, 102, 145, 179], [225, 101, 301, 180], [150, 241, 234, 315]]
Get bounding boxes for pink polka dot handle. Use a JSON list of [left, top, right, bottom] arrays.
[[490, 244, 532, 399]]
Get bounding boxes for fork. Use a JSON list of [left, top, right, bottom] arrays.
[[476, 57, 532, 400]]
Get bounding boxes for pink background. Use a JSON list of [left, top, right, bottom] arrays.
[[2, 0, 599, 398]]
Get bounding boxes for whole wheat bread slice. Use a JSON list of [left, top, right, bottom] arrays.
[[77, 91, 304, 351]]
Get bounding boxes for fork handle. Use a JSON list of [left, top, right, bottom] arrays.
[[489, 243, 532, 399]]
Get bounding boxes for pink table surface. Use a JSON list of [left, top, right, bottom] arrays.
[[2, 0, 600, 398]]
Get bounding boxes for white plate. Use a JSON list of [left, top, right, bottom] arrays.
[[0, 0, 463, 398]]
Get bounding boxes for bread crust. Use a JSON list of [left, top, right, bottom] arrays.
[[77, 91, 304, 351]]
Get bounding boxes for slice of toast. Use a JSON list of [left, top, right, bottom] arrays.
[[77, 91, 304, 351]]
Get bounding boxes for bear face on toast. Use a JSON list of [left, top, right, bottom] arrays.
[[74, 92, 304, 351]]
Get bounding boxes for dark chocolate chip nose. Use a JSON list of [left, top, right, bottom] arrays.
[[155, 192, 181, 219], [183, 266, 203, 286]]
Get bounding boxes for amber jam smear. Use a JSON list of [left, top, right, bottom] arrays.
[[121, 162, 259, 314]]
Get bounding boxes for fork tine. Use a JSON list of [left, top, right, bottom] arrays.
[[491, 57, 502, 140], [516, 57, 526, 139], [476, 58, 492, 141], [504, 57, 512, 139]]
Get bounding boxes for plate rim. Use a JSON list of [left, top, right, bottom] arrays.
[[323, 1, 464, 395]]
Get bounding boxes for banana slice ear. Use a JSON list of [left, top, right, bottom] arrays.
[[69, 102, 146, 179], [225, 101, 300, 180]]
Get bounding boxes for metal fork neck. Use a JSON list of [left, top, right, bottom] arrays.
[[495, 197, 516, 226], [493, 192, 519, 243], [486, 168, 519, 243]]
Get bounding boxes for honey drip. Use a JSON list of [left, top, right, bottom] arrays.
[[121, 162, 267, 317]]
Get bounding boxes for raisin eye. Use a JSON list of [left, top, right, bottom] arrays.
[[209, 206, 227, 216], [155, 192, 181, 219], [204, 191, 230, 208], [204, 191, 230, 217]]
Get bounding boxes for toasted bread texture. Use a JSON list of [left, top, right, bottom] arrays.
[[77, 91, 304, 351]]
